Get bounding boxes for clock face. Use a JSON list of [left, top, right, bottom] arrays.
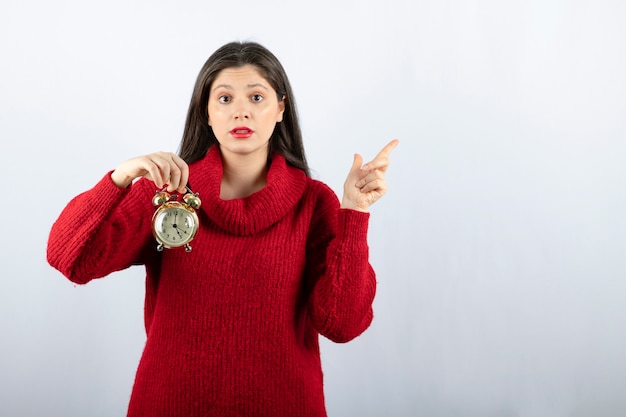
[[152, 203, 198, 247]]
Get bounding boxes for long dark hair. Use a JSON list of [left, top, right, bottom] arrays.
[[177, 41, 310, 176]]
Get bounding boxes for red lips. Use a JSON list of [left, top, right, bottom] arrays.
[[230, 126, 254, 139]]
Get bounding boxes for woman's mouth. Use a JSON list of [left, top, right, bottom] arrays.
[[230, 127, 254, 139]]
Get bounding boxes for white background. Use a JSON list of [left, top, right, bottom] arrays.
[[1, 0, 625, 416]]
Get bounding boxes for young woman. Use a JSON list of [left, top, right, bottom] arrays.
[[47, 41, 398, 417]]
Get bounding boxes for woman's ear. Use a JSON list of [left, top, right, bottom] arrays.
[[277, 95, 286, 122]]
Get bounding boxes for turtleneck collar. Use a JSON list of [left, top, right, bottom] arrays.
[[188, 146, 308, 236]]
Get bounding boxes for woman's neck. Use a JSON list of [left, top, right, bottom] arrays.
[[219, 152, 268, 200]]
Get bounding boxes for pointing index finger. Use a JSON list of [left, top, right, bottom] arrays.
[[376, 139, 400, 159], [362, 139, 400, 171]]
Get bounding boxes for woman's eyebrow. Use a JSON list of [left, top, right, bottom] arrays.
[[212, 82, 269, 92], [212, 83, 232, 92], [247, 83, 269, 90]]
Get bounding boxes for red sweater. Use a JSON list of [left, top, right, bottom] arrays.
[[47, 146, 376, 417]]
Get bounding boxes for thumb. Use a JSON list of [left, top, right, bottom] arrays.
[[350, 153, 363, 172]]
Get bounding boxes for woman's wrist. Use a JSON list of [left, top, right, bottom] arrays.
[[110, 170, 133, 189]]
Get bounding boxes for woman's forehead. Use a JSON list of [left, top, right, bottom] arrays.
[[211, 65, 274, 92]]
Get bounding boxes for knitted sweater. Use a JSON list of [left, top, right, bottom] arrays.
[[47, 146, 376, 417]]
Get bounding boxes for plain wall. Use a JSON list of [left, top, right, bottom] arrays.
[[1, 0, 625, 416]]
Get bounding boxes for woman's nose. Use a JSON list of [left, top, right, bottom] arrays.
[[233, 101, 250, 119]]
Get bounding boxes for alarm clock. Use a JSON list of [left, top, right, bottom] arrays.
[[151, 187, 201, 252]]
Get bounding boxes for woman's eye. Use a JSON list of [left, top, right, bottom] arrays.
[[251, 94, 263, 102], [219, 95, 231, 104]]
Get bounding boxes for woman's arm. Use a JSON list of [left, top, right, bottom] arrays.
[[305, 140, 398, 342], [305, 196, 376, 343], [46, 173, 155, 284], [47, 151, 190, 284]]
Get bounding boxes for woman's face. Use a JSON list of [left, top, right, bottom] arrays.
[[207, 64, 284, 163]]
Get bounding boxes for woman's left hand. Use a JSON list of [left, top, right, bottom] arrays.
[[341, 139, 399, 212]]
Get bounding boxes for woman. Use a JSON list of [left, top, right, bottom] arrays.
[[47, 41, 398, 417]]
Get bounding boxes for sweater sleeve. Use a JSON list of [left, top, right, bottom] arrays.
[[305, 183, 376, 343], [46, 172, 155, 284]]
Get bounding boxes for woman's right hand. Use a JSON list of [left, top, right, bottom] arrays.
[[110, 152, 189, 194]]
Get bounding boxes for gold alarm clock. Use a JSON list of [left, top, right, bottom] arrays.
[[151, 187, 201, 252]]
